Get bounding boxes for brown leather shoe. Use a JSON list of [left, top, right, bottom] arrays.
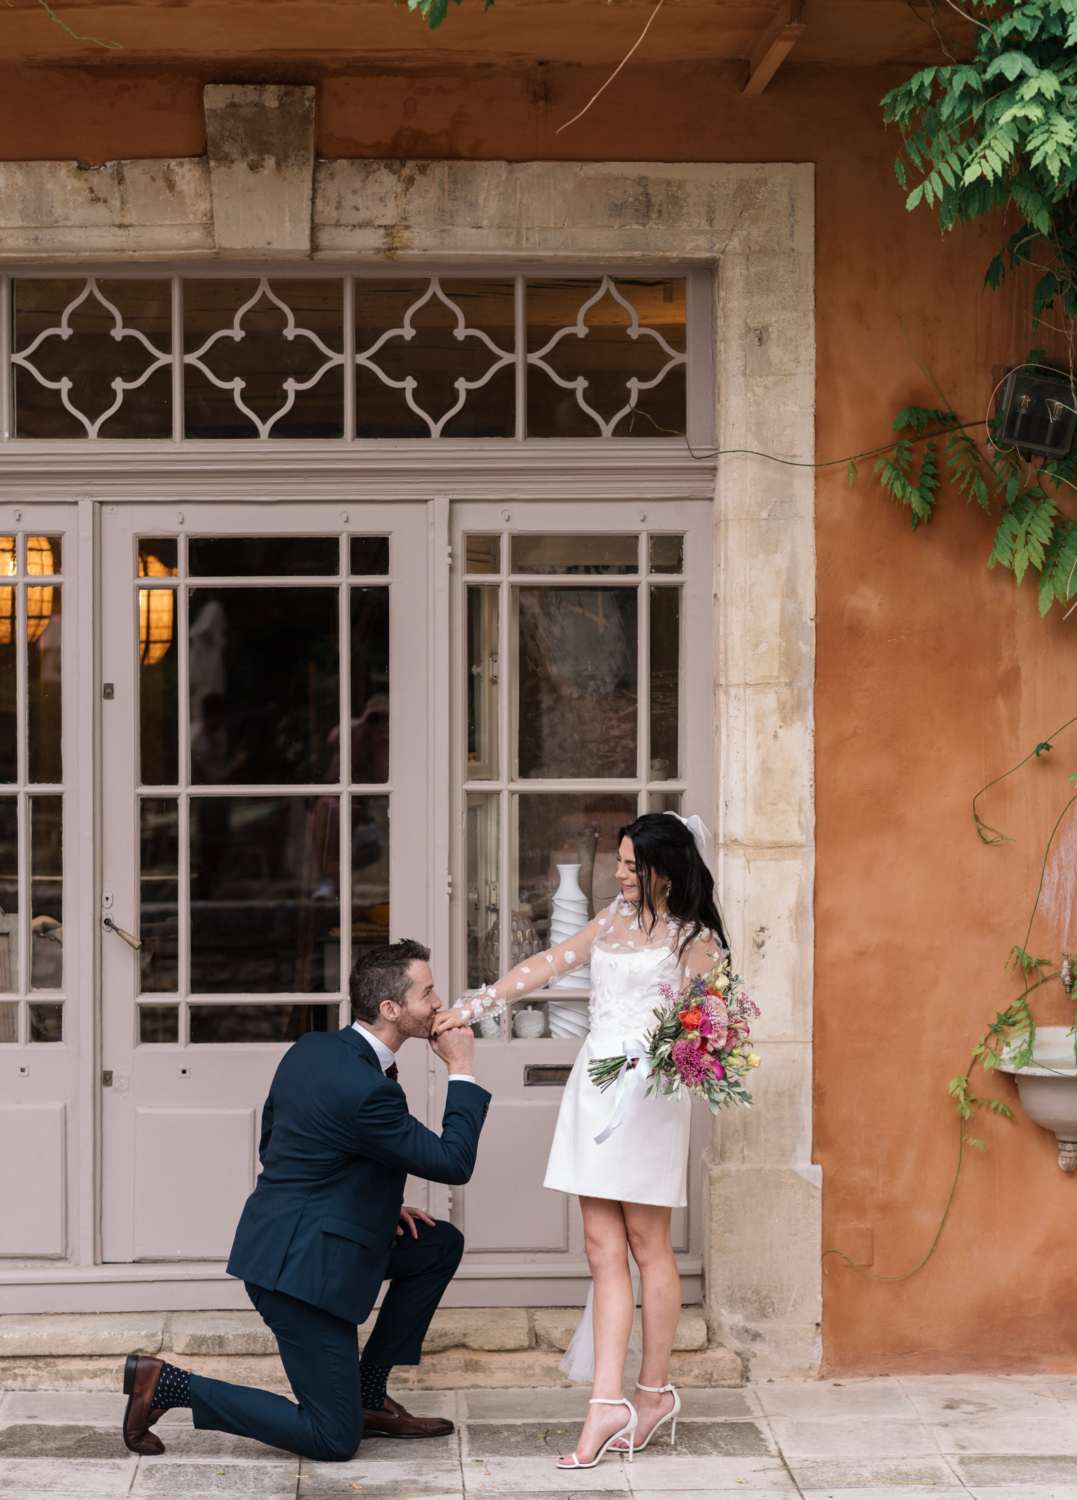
[[362, 1394, 454, 1439], [122, 1353, 168, 1455]]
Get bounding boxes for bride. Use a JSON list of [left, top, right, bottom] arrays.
[[433, 811, 728, 1468]]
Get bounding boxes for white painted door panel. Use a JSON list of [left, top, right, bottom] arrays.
[[0, 1103, 66, 1257]]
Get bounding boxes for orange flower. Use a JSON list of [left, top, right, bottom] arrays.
[[679, 1007, 703, 1030]]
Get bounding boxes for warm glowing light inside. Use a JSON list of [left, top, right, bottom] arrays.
[[138, 553, 176, 667], [0, 536, 56, 645]]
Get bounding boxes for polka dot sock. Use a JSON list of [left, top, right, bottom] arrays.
[[360, 1362, 391, 1412], [151, 1361, 193, 1410]]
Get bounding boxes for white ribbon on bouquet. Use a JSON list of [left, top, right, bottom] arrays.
[[593, 1037, 653, 1145]]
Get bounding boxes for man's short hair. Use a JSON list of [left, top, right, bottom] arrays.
[[350, 939, 431, 1025]]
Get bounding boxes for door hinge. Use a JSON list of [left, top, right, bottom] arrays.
[[102, 1070, 113, 1087], [446, 874, 453, 895], [447, 543, 453, 568]]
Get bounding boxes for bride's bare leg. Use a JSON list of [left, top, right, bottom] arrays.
[[611, 1202, 679, 1448], [558, 1197, 635, 1466]]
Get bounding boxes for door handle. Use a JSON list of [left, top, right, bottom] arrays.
[[103, 916, 143, 951]]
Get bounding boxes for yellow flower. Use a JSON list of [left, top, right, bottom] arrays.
[[713, 973, 730, 992], [746, 1053, 762, 1069]]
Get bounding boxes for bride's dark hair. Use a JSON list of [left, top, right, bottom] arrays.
[[617, 812, 728, 958]]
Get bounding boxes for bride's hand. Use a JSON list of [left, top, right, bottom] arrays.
[[432, 1006, 472, 1035]]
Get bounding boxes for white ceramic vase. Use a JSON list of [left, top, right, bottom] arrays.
[[549, 862, 591, 989]]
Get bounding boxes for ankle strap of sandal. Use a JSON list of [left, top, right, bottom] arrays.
[[588, 1396, 631, 1405], [636, 1382, 676, 1393]]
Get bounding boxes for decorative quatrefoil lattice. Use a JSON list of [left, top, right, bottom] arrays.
[[527, 277, 687, 438], [184, 280, 345, 439], [12, 279, 171, 439], [355, 279, 514, 439]]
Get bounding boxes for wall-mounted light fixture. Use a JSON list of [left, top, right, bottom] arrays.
[[998, 367, 1077, 459]]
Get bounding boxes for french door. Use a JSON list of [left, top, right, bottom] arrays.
[[447, 500, 714, 1295], [100, 503, 435, 1261]]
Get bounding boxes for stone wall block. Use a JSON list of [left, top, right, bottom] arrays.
[[420, 1306, 530, 1353], [0, 1313, 164, 1357], [170, 1311, 276, 1356], [204, 84, 315, 255], [720, 850, 812, 1041], [705, 1157, 821, 1377]]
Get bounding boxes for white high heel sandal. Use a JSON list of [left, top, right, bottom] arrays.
[[616, 1381, 680, 1450], [556, 1396, 638, 1468]]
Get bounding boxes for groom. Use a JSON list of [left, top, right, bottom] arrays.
[[121, 939, 489, 1461]]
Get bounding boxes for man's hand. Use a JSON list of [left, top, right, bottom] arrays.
[[397, 1205, 436, 1239], [430, 1023, 476, 1074], [431, 1006, 472, 1036]]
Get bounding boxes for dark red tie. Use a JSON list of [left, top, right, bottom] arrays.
[[386, 1063, 399, 1082]]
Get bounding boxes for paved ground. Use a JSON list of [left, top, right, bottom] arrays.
[[2, 1376, 1077, 1499]]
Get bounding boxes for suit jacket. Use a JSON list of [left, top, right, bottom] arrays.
[[227, 1025, 491, 1324]]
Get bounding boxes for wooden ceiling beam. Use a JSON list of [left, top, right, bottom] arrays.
[[743, 0, 806, 96]]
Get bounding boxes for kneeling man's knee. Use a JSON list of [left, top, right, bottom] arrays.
[[316, 1422, 362, 1463]]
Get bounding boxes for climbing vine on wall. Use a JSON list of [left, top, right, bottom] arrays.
[[871, 0, 1077, 614]]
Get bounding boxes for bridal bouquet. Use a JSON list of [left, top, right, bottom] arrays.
[[588, 954, 761, 1116]]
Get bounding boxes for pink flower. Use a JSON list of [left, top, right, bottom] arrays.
[[672, 1038, 713, 1087], [711, 1060, 726, 1080]]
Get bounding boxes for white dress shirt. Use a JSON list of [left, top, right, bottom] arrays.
[[352, 1022, 476, 1086]]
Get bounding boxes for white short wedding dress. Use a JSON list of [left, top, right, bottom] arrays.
[[456, 895, 720, 1208]]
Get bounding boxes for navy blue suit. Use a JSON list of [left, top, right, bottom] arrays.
[[188, 1026, 490, 1461]]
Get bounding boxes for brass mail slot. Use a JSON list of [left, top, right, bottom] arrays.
[[525, 1063, 572, 1087]]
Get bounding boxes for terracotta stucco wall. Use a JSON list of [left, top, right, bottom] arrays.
[[5, 56, 1074, 1372]]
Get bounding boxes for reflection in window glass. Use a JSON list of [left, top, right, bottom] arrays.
[[526, 278, 686, 439], [139, 538, 177, 576], [511, 535, 637, 575], [190, 795, 339, 993], [517, 587, 638, 779], [189, 537, 339, 577], [650, 586, 680, 782], [189, 1003, 336, 1043], [350, 589, 390, 783], [350, 537, 390, 576], [0, 798, 18, 993], [0, 1002, 16, 1042], [30, 795, 62, 990], [140, 587, 178, 786], [465, 535, 500, 574], [184, 279, 344, 440], [515, 790, 636, 944], [649, 535, 683, 574], [467, 587, 498, 781], [466, 794, 499, 990], [28, 582, 61, 785], [189, 588, 339, 784], [355, 279, 515, 439], [140, 799, 178, 993], [14, 279, 173, 440], [139, 1004, 179, 1043], [29, 1002, 62, 1042], [351, 794, 390, 974]]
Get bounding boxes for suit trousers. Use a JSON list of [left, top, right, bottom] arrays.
[[189, 1217, 464, 1461]]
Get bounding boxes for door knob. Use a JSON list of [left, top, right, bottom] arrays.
[[103, 916, 142, 951]]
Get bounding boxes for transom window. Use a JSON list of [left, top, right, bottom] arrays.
[[7, 273, 692, 442]]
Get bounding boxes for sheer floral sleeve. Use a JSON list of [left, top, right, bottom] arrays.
[[679, 925, 726, 985], [451, 902, 618, 1024]]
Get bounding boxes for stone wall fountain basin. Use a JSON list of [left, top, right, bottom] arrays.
[[996, 1026, 1077, 1172]]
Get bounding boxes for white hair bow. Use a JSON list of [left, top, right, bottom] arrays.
[[663, 810, 712, 865]]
